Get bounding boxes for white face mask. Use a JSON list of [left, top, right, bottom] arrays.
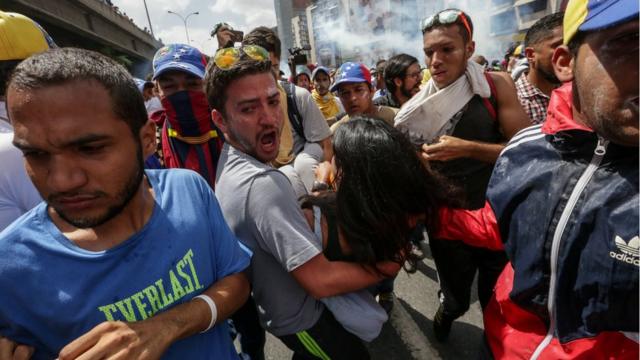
[[145, 97, 163, 114], [0, 100, 7, 123]]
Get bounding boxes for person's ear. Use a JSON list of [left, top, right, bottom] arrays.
[[211, 109, 227, 134], [139, 120, 157, 159], [552, 45, 574, 83], [393, 78, 402, 88], [524, 47, 536, 64], [465, 40, 476, 60]]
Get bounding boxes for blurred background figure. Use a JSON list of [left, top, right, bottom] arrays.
[[311, 66, 344, 126], [134, 77, 162, 114], [293, 65, 312, 92], [0, 10, 54, 231], [372, 59, 387, 100]]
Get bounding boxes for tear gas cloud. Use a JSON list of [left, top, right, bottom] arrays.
[[312, 0, 506, 69]]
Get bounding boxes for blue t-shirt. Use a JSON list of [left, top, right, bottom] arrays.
[[0, 169, 250, 359]]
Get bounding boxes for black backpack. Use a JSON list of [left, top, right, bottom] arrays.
[[280, 81, 306, 142]]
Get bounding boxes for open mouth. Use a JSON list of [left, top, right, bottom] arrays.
[[260, 130, 278, 150]]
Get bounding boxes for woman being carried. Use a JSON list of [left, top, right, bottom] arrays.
[[301, 116, 454, 342]]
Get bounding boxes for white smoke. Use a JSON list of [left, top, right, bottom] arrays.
[[309, 0, 509, 69]]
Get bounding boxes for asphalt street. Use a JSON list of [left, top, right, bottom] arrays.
[[259, 241, 486, 360]]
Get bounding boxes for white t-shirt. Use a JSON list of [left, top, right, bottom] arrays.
[[0, 107, 42, 231]]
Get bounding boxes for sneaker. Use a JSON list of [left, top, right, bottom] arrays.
[[410, 243, 426, 260], [432, 304, 454, 342], [378, 292, 394, 314]]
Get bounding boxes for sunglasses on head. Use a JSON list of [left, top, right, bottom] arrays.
[[213, 45, 270, 70], [421, 9, 472, 39]]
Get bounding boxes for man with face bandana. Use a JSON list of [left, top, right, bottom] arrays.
[[150, 44, 224, 189]]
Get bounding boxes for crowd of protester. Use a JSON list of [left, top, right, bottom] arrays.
[[0, 0, 637, 359]]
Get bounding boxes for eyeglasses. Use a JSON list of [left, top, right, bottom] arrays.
[[213, 45, 270, 70], [405, 70, 422, 80], [421, 10, 472, 39]]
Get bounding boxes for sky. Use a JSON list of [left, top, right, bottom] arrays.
[[112, 0, 277, 55]]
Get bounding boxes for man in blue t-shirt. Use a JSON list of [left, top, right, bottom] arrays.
[[0, 48, 251, 359]]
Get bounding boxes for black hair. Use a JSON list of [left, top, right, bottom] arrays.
[[503, 42, 520, 65], [295, 72, 310, 81], [311, 117, 454, 272], [567, 31, 586, 56], [524, 12, 564, 48], [384, 53, 419, 94], [505, 42, 519, 58], [0, 60, 21, 97], [204, 55, 272, 115], [7, 48, 147, 137], [422, 8, 474, 44], [243, 27, 281, 59]]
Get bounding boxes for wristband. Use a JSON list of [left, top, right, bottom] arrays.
[[194, 294, 218, 333]]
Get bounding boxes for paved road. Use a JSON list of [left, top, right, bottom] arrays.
[[260, 242, 486, 360]]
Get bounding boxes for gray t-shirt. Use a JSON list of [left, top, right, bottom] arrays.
[[291, 85, 332, 155], [215, 143, 324, 336]]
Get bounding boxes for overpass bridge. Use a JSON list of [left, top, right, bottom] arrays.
[[4, 0, 162, 77]]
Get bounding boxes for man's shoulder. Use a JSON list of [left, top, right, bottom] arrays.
[[492, 124, 549, 177], [293, 84, 312, 99], [220, 146, 274, 176], [330, 115, 349, 133], [379, 105, 399, 115], [246, 168, 296, 204], [486, 71, 516, 99], [375, 105, 399, 124], [147, 168, 205, 190], [217, 147, 283, 194], [500, 124, 547, 156], [0, 203, 47, 248]]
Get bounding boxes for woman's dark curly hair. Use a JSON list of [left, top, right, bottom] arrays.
[[305, 116, 454, 273]]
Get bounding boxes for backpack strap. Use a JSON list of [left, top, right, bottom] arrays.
[[482, 72, 498, 121], [282, 81, 307, 141]]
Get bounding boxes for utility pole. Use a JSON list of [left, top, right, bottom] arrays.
[[142, 0, 154, 37]]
